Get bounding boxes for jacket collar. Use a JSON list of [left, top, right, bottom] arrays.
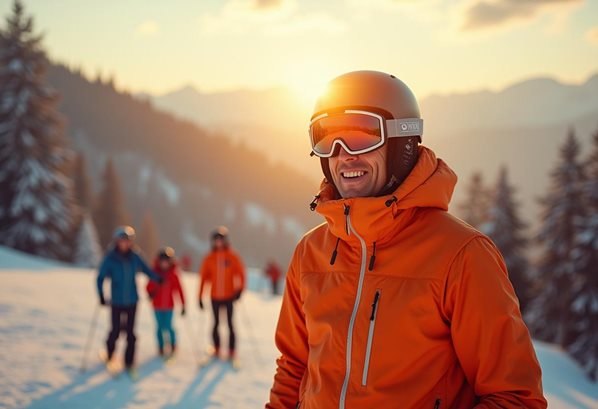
[[315, 146, 457, 245]]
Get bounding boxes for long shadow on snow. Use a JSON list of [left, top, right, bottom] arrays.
[[27, 357, 163, 409], [164, 360, 230, 408]]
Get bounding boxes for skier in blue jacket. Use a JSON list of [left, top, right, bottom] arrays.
[[96, 225, 162, 373]]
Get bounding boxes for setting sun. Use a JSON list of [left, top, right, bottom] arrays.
[[285, 59, 337, 105]]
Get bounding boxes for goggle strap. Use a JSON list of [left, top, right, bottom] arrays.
[[386, 118, 423, 138]]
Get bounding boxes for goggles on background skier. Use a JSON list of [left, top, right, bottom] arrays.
[[309, 109, 423, 158]]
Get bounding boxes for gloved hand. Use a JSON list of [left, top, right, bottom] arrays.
[[181, 307, 186, 317], [199, 299, 204, 310], [234, 290, 242, 301], [99, 295, 109, 306]]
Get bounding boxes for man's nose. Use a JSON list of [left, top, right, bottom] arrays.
[[337, 145, 357, 161]]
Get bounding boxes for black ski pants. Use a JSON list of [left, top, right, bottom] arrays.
[[106, 304, 137, 368], [211, 298, 235, 352]]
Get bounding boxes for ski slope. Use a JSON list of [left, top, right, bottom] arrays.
[[0, 246, 597, 408]]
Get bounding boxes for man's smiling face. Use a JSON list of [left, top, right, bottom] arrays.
[[329, 143, 388, 198]]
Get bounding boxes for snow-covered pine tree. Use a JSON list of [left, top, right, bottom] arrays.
[[480, 166, 531, 313], [93, 157, 129, 248], [73, 212, 102, 268], [73, 151, 93, 211], [457, 171, 490, 229], [527, 129, 587, 347], [0, 0, 76, 260], [138, 210, 160, 259], [568, 128, 598, 381]]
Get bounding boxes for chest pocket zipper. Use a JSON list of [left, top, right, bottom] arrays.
[[434, 398, 441, 408], [362, 290, 381, 386]]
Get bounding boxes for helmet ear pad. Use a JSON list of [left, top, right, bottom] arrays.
[[319, 136, 420, 198], [381, 136, 419, 195]]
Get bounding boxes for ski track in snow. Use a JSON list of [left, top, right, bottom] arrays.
[[1, 247, 597, 408]]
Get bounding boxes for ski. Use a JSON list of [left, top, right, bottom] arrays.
[[230, 357, 241, 371], [163, 353, 177, 366], [125, 367, 139, 381]]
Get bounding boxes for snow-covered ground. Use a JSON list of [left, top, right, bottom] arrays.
[[1, 246, 597, 408]]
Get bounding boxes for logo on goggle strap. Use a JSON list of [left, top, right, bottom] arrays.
[[401, 122, 420, 132]]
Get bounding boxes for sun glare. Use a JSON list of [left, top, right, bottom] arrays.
[[286, 60, 336, 105]]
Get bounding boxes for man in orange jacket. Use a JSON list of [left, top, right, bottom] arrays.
[[266, 71, 547, 408], [198, 226, 246, 360]]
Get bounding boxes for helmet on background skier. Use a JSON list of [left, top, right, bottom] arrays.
[[113, 225, 136, 241], [211, 226, 230, 246], [157, 246, 176, 261], [310, 70, 423, 197]]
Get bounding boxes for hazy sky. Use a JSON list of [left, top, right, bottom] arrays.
[[1, 0, 597, 101]]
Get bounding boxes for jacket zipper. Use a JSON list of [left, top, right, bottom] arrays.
[[339, 206, 368, 409], [361, 290, 380, 386], [217, 252, 224, 298], [434, 398, 441, 409]]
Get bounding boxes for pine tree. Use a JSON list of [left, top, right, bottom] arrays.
[[568, 128, 598, 381], [0, 0, 77, 260], [138, 210, 160, 260], [73, 151, 93, 210], [73, 212, 102, 267], [93, 157, 129, 248], [458, 171, 490, 228], [527, 129, 587, 347], [480, 166, 531, 313]]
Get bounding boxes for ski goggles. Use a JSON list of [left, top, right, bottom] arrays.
[[309, 109, 423, 158]]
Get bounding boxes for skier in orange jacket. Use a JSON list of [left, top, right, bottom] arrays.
[[198, 226, 246, 360], [266, 71, 546, 408]]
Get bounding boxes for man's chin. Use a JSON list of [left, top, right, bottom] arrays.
[[338, 186, 373, 199]]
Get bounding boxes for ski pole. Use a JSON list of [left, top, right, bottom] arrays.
[[238, 297, 262, 366], [80, 304, 101, 373]]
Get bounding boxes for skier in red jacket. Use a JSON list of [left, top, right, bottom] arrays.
[[146, 247, 186, 357], [264, 260, 282, 295]]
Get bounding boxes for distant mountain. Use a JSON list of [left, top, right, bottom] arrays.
[[421, 74, 598, 137], [146, 84, 316, 180], [47, 64, 320, 268], [146, 73, 598, 227]]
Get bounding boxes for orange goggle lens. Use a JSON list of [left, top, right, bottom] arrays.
[[310, 112, 384, 157]]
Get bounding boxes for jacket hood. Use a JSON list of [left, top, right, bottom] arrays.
[[315, 146, 457, 244]]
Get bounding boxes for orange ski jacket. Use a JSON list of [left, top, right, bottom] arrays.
[[199, 248, 246, 301], [267, 146, 546, 409]]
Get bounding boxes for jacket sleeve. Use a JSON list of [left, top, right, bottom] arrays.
[[198, 257, 211, 300], [147, 280, 157, 298], [233, 253, 246, 291], [442, 236, 547, 409], [136, 253, 160, 282], [266, 246, 308, 409], [96, 256, 110, 302], [173, 270, 185, 306]]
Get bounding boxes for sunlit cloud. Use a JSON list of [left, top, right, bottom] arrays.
[[199, 0, 296, 34], [135, 20, 159, 37], [253, 0, 284, 10], [265, 13, 346, 35], [461, 0, 582, 31], [586, 26, 598, 46], [199, 0, 345, 36]]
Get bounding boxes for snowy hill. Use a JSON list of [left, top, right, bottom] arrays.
[[0, 247, 596, 408]]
